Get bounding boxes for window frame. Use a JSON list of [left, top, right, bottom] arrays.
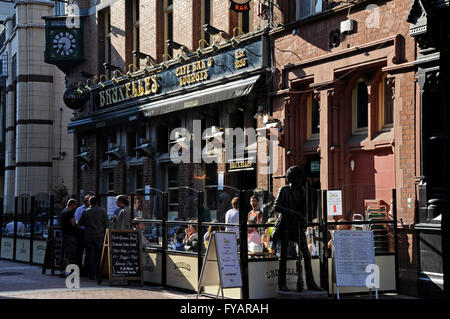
[[377, 74, 394, 132], [351, 78, 369, 135], [163, 0, 174, 60], [307, 93, 320, 140], [295, 0, 323, 21]]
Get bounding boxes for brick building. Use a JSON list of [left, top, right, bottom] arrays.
[[42, 0, 446, 297]]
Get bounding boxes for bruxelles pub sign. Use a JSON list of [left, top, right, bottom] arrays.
[[94, 38, 265, 110]]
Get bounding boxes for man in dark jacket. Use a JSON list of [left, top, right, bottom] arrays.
[[60, 199, 78, 275], [274, 165, 322, 292], [78, 196, 108, 280]]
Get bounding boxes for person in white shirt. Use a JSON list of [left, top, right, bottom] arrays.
[[6, 220, 25, 234], [225, 197, 240, 241]]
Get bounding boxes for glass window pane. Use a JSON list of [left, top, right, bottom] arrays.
[[357, 82, 368, 128]]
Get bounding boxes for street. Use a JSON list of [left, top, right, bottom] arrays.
[[0, 259, 201, 299]]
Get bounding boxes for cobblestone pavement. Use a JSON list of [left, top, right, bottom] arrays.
[[0, 260, 201, 299]]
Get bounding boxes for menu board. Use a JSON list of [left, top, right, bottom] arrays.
[[52, 228, 63, 269], [333, 230, 375, 287], [109, 230, 142, 280], [214, 232, 242, 288]]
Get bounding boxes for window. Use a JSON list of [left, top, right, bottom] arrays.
[[238, 10, 251, 34], [157, 123, 169, 153], [167, 165, 179, 214], [107, 171, 115, 193], [307, 93, 320, 139], [296, 0, 323, 20], [378, 75, 394, 130], [200, 0, 211, 47], [52, 1, 66, 16], [127, 131, 137, 157], [102, 131, 117, 161], [132, 0, 140, 68], [99, 8, 111, 78], [352, 78, 368, 134], [164, 0, 173, 59]]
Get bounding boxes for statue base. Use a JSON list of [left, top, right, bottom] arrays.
[[277, 289, 329, 299]]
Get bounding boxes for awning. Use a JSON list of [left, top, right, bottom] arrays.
[[142, 74, 261, 117], [67, 74, 261, 133]]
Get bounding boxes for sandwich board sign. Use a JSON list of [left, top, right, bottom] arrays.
[[197, 232, 242, 299], [332, 230, 378, 299]]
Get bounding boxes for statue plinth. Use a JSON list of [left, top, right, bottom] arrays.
[[277, 289, 329, 299]]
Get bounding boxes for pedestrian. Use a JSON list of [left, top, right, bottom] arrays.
[[78, 196, 108, 280], [115, 195, 131, 230], [74, 194, 91, 276], [225, 197, 240, 242], [60, 198, 79, 276], [132, 217, 151, 249], [248, 195, 263, 235], [6, 218, 25, 234]]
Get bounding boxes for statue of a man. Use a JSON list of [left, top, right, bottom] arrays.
[[273, 165, 322, 292]]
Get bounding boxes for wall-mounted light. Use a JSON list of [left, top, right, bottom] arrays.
[[350, 159, 355, 171], [103, 62, 122, 72]]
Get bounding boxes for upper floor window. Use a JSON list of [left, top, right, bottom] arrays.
[[52, 1, 66, 16], [378, 75, 394, 130], [352, 78, 368, 134], [296, 0, 323, 20], [200, 0, 211, 48], [132, 0, 140, 68], [164, 0, 173, 60], [99, 7, 111, 78]]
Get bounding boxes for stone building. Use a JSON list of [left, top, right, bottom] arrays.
[[0, 0, 74, 213]]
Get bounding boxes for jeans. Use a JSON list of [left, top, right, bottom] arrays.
[[86, 240, 103, 279]]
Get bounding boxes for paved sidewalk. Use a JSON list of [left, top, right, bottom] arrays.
[[0, 260, 200, 299]]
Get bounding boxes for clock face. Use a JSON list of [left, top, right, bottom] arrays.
[[52, 31, 77, 56]]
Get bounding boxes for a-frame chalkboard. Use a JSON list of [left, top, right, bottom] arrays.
[[98, 229, 143, 286], [42, 226, 64, 275]]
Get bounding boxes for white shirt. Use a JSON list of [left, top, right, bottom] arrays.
[[6, 221, 25, 234], [225, 208, 240, 240]]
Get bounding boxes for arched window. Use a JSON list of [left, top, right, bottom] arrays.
[[378, 74, 394, 130], [352, 78, 368, 134]]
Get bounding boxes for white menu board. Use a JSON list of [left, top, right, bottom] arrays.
[[214, 232, 242, 288], [107, 196, 119, 217], [333, 230, 375, 287]]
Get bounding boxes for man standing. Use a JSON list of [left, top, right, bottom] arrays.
[[74, 195, 90, 276], [114, 195, 131, 230], [78, 196, 108, 280], [273, 165, 322, 292], [60, 199, 78, 276]]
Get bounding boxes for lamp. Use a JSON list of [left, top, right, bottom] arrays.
[[98, 74, 106, 88], [350, 159, 355, 171], [103, 63, 122, 72], [127, 64, 138, 80], [203, 24, 230, 41], [166, 40, 193, 55]]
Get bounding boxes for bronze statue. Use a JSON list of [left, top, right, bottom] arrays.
[[273, 165, 322, 292]]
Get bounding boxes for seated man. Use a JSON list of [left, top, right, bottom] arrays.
[[133, 217, 151, 249], [183, 220, 199, 252]]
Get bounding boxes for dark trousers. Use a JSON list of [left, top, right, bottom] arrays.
[[76, 230, 86, 275], [62, 234, 78, 270], [86, 240, 103, 279], [278, 227, 315, 290]]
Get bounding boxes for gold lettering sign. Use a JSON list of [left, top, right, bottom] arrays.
[[176, 57, 214, 87], [229, 160, 254, 170], [99, 75, 160, 108], [234, 49, 248, 70]]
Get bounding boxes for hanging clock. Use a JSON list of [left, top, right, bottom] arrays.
[[44, 16, 84, 67]]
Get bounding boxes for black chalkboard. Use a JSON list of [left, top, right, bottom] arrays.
[[42, 226, 63, 275], [99, 229, 143, 284]]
